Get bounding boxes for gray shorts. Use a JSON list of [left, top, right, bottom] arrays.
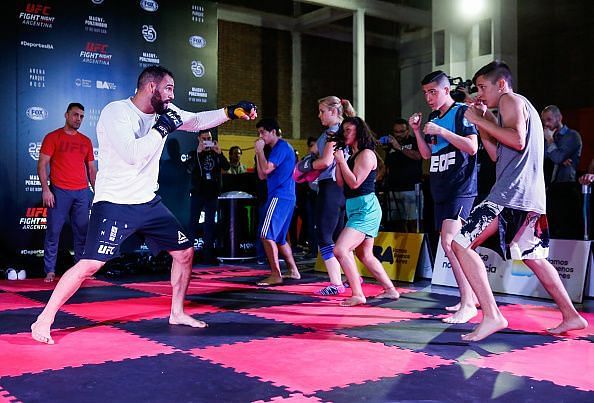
[[454, 200, 550, 260]]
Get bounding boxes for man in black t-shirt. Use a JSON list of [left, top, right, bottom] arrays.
[[383, 118, 423, 232], [187, 129, 230, 265]]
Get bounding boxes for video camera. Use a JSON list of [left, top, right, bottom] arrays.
[[449, 76, 477, 103]]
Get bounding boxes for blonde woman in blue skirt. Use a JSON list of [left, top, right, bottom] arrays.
[[333, 117, 400, 306]]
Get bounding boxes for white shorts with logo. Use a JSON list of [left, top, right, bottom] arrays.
[[454, 200, 550, 260]]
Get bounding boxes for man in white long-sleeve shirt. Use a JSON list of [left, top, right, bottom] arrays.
[[31, 66, 257, 344]]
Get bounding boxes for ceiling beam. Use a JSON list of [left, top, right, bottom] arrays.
[[217, 3, 402, 50], [295, 7, 352, 30], [217, 4, 296, 32], [294, 0, 431, 27]]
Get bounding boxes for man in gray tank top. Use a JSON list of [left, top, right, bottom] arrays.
[[450, 61, 587, 341]]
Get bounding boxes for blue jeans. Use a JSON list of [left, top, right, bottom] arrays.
[[44, 186, 91, 274]]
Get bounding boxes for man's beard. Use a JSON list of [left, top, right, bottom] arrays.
[[151, 91, 167, 114]]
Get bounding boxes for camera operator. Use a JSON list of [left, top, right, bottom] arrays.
[[380, 118, 423, 232], [186, 129, 230, 265], [449, 77, 476, 104]]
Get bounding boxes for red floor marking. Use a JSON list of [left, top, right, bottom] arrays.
[[0, 325, 176, 377], [123, 279, 257, 296], [241, 300, 429, 331], [0, 387, 16, 403], [192, 331, 452, 394], [0, 278, 112, 292], [0, 293, 43, 311], [468, 304, 594, 337], [465, 339, 594, 392], [253, 393, 323, 402], [192, 268, 270, 280], [268, 281, 415, 298], [62, 296, 222, 323]]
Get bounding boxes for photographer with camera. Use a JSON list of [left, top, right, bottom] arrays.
[[187, 129, 230, 265], [380, 118, 423, 232]]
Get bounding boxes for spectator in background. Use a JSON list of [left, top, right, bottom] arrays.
[[382, 118, 423, 232], [542, 105, 583, 239], [227, 145, 247, 174], [38, 103, 97, 283], [187, 129, 230, 265], [542, 105, 582, 184]]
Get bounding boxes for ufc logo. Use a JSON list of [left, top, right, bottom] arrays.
[[26, 3, 51, 15], [85, 42, 108, 53], [430, 152, 456, 172], [97, 245, 115, 255], [58, 142, 87, 153], [26, 207, 47, 218]]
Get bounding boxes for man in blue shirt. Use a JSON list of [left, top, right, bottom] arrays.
[[541, 105, 583, 239], [542, 105, 582, 184], [254, 118, 301, 285]]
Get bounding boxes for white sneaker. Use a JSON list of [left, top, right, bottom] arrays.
[[6, 268, 17, 280], [17, 270, 27, 280]]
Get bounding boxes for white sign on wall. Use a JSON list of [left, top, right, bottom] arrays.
[[431, 238, 591, 303]]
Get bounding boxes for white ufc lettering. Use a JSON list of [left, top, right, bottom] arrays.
[[430, 152, 456, 172], [97, 245, 115, 255]]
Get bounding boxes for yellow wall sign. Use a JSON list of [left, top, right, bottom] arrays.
[[314, 232, 426, 282]]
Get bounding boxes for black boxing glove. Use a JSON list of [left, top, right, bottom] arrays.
[[226, 101, 256, 119], [153, 109, 183, 138]]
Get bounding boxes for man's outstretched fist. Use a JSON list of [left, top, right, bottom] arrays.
[[226, 101, 257, 120], [153, 109, 183, 137]]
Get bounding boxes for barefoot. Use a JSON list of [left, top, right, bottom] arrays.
[[446, 301, 479, 312], [340, 295, 366, 306], [257, 276, 283, 286], [461, 316, 508, 342], [282, 270, 301, 280], [445, 302, 461, 312], [442, 305, 478, 324], [31, 321, 54, 345], [547, 315, 588, 335], [375, 287, 400, 300], [44, 272, 55, 283], [169, 313, 208, 328]]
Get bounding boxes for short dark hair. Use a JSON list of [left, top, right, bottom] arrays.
[[307, 136, 317, 147], [67, 102, 84, 112], [473, 60, 513, 87], [394, 118, 409, 127], [256, 118, 281, 136], [137, 65, 174, 90], [198, 129, 211, 135], [229, 145, 242, 154], [421, 70, 449, 86]]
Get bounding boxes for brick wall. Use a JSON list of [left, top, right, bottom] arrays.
[[218, 20, 401, 140]]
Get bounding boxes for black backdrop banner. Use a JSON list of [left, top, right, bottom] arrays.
[[6, 0, 217, 262]]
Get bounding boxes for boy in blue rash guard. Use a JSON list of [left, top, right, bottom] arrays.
[[254, 118, 301, 285], [409, 70, 479, 324]]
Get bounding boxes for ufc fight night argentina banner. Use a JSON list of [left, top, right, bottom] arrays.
[[10, 0, 217, 258]]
